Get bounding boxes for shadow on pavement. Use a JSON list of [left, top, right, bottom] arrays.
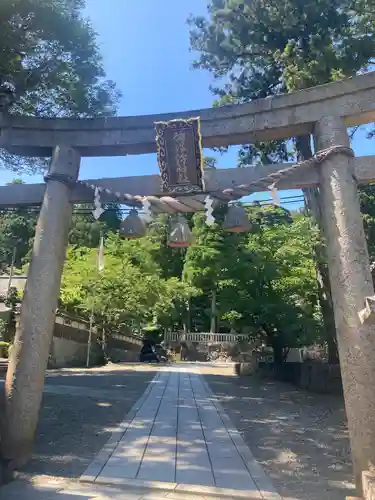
[[5, 365, 158, 481], [204, 371, 356, 500]]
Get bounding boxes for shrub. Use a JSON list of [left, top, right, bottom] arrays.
[[0, 341, 10, 358], [0, 319, 7, 340]]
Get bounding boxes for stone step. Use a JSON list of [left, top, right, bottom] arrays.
[[1, 479, 264, 499], [83, 478, 268, 500]]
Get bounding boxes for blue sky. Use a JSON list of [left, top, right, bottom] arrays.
[[1, 0, 375, 208]]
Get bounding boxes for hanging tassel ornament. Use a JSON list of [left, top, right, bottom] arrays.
[[92, 186, 105, 220], [204, 195, 215, 226], [120, 208, 146, 239], [222, 204, 251, 233], [142, 198, 153, 222], [167, 215, 195, 247], [268, 183, 281, 206]]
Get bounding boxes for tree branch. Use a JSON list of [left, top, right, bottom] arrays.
[[349, 125, 360, 141]]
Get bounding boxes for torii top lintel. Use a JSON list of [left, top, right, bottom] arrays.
[[1, 72, 375, 158]]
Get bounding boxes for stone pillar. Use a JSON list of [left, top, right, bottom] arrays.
[[315, 116, 375, 491], [1, 145, 80, 468]]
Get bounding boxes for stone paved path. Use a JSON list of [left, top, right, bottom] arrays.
[[79, 366, 281, 499], [0, 365, 284, 499]]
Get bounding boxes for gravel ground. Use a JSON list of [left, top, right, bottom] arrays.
[[204, 371, 356, 500], [19, 364, 158, 480]]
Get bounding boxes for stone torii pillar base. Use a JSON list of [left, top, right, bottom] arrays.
[[316, 116, 375, 494], [1, 146, 80, 469]]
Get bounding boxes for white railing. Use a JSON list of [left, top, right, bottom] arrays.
[[164, 332, 250, 345]]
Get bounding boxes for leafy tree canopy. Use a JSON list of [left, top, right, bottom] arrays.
[[183, 205, 321, 350], [0, 199, 123, 270], [60, 233, 196, 333], [0, 0, 120, 172], [188, 0, 375, 163]]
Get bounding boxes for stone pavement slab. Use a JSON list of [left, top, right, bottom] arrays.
[[0, 477, 265, 499], [81, 366, 281, 500]]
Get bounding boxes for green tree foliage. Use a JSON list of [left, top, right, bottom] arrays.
[[183, 204, 321, 358], [244, 212, 322, 361], [183, 205, 249, 332], [0, 0, 120, 172], [0, 207, 37, 270], [0, 198, 123, 270], [146, 215, 186, 279], [69, 203, 122, 248], [60, 233, 195, 333], [188, 0, 375, 94], [188, 0, 375, 162], [0, 180, 37, 269], [1, 197, 322, 355], [203, 156, 217, 170], [360, 185, 375, 263]]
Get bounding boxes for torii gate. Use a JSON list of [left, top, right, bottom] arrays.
[[2, 72, 375, 493]]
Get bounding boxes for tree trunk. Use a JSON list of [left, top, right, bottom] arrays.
[[183, 299, 191, 334], [269, 334, 285, 380], [210, 288, 217, 333], [263, 325, 284, 366], [272, 339, 284, 366], [316, 256, 339, 363], [296, 135, 339, 364], [101, 328, 108, 362]]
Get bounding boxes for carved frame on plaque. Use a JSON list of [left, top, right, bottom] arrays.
[[154, 117, 205, 195]]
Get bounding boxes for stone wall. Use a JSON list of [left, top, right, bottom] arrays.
[[106, 347, 139, 363], [49, 336, 102, 368], [106, 332, 141, 363], [242, 361, 343, 395], [36, 316, 141, 369], [48, 320, 102, 368], [0, 276, 27, 295], [299, 362, 342, 394], [0, 305, 11, 323]]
